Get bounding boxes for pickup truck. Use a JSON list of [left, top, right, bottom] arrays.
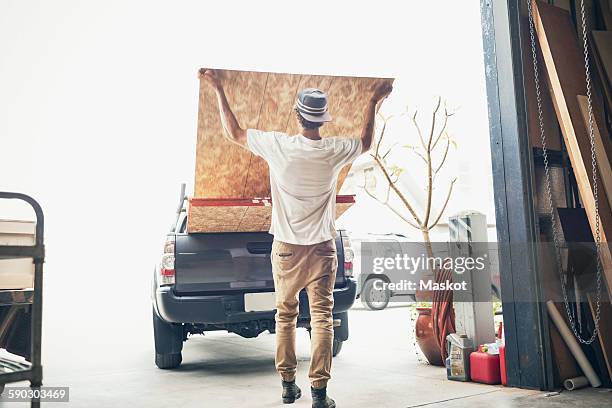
[[151, 186, 358, 369]]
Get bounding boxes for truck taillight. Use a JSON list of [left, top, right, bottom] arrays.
[[341, 234, 354, 278], [160, 235, 175, 285]]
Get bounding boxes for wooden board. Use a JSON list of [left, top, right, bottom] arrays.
[[194, 69, 393, 198], [533, 0, 612, 297], [188, 203, 271, 233], [521, 13, 562, 151], [577, 95, 612, 211], [187, 196, 355, 233]]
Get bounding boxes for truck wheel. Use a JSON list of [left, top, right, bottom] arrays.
[[332, 339, 343, 357], [155, 352, 182, 369], [152, 307, 183, 369], [361, 277, 390, 311]]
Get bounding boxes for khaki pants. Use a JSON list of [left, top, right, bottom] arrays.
[[271, 239, 338, 389]]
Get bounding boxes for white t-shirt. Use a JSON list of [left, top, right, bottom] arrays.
[[247, 129, 362, 245]]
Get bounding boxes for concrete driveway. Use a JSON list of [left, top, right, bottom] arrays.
[[5, 304, 612, 407]]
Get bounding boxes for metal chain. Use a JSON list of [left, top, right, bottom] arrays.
[[527, 0, 602, 344]]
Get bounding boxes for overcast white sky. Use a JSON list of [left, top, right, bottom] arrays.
[[0, 0, 493, 350]]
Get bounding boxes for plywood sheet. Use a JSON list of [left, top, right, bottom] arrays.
[[195, 70, 268, 199], [533, 0, 612, 297], [242, 73, 302, 198], [187, 196, 355, 233], [194, 69, 393, 198]]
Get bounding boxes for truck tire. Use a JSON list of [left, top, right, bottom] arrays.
[[332, 338, 343, 357], [152, 307, 183, 369], [333, 312, 349, 342], [361, 277, 390, 311], [155, 352, 182, 369]]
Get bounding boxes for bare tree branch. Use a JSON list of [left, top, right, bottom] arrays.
[[423, 97, 441, 227], [361, 185, 420, 229], [433, 136, 451, 175], [432, 108, 450, 150], [361, 183, 387, 205], [372, 154, 423, 226], [428, 178, 457, 229], [413, 150, 428, 164], [386, 203, 421, 229], [382, 142, 398, 160], [427, 96, 442, 150], [375, 115, 388, 158], [411, 111, 427, 149]]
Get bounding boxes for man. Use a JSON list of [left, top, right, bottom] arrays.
[[201, 69, 392, 408]]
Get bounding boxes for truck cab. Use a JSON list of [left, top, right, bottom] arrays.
[[151, 187, 357, 369]]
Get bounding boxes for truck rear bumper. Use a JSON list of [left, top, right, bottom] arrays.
[[155, 278, 357, 324]]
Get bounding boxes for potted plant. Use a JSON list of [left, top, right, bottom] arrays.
[[362, 97, 456, 365]]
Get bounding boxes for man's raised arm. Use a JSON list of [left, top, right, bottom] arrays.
[[360, 81, 393, 153], [200, 69, 247, 147]]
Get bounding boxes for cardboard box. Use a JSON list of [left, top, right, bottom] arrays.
[[0, 219, 35, 290]]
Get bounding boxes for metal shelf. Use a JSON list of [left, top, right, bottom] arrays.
[[0, 290, 34, 306], [0, 192, 45, 407], [0, 246, 44, 260]]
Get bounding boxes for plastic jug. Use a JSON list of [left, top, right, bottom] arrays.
[[470, 345, 501, 385], [446, 334, 474, 381]]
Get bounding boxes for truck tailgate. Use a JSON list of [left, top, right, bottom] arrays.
[[175, 232, 275, 294], [174, 232, 346, 294]]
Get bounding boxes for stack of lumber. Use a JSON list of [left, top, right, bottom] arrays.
[[532, 0, 612, 387], [188, 68, 393, 233], [533, 0, 612, 301]]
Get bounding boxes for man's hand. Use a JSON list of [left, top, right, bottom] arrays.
[[200, 68, 222, 90], [200, 68, 247, 147], [361, 81, 393, 153], [371, 81, 393, 103]]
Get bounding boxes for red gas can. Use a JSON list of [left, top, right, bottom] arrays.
[[499, 344, 507, 385], [470, 347, 501, 385]]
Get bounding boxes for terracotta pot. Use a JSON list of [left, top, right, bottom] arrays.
[[415, 307, 443, 366]]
